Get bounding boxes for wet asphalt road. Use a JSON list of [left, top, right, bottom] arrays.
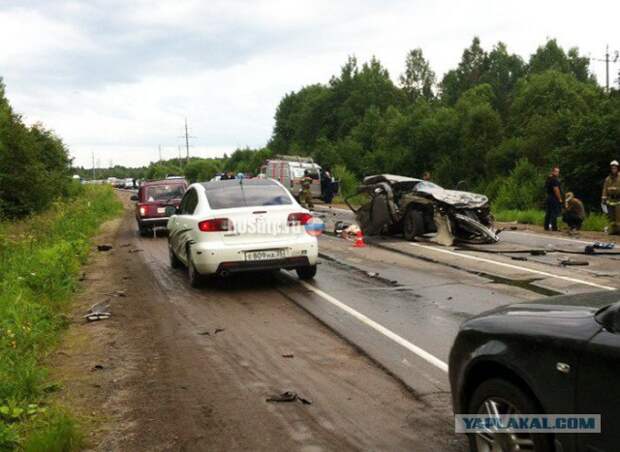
[[121, 192, 619, 450]]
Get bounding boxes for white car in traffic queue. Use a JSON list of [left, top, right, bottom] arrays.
[[167, 178, 319, 286]]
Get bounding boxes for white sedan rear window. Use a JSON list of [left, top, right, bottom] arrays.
[[205, 183, 292, 209]]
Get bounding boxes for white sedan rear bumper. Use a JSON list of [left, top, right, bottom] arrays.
[[190, 234, 318, 275]]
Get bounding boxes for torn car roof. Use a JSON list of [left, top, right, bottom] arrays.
[[362, 174, 423, 185]]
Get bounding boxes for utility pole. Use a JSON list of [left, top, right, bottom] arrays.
[[592, 45, 619, 92], [92, 152, 95, 180], [184, 118, 190, 165], [179, 118, 196, 166]]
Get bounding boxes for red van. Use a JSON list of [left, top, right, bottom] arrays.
[[131, 179, 188, 235]]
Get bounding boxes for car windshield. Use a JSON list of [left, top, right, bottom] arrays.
[[414, 181, 442, 191], [205, 183, 292, 209], [292, 167, 319, 179], [145, 184, 185, 202]]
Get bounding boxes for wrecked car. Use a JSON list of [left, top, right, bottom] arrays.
[[345, 174, 498, 246]]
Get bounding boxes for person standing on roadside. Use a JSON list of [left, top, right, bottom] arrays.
[[602, 160, 620, 235], [300, 170, 314, 210], [544, 166, 562, 231], [321, 167, 334, 204], [422, 171, 432, 182]]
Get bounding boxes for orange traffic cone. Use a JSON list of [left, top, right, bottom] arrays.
[[353, 230, 366, 248]]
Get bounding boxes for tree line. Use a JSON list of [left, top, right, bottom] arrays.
[[0, 79, 75, 218], [79, 37, 620, 212]]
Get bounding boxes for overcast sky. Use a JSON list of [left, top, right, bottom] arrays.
[[1, 0, 619, 168]]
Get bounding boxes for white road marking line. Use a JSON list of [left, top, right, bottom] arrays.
[[288, 275, 449, 373], [409, 243, 616, 291], [503, 230, 593, 245]]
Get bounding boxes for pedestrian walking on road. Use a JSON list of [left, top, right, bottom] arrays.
[[300, 170, 314, 210], [544, 166, 562, 231], [602, 160, 620, 235], [562, 192, 585, 233]]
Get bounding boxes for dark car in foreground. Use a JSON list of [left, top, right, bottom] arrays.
[[131, 179, 188, 235], [449, 290, 620, 452]]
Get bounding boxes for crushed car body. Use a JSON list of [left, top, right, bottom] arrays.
[[345, 174, 499, 246]]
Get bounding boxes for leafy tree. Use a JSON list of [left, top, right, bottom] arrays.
[[528, 39, 593, 83], [399, 48, 435, 101], [440, 37, 488, 105], [184, 159, 222, 183]]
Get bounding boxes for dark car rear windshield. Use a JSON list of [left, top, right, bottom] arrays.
[[204, 181, 292, 209], [144, 184, 186, 202]]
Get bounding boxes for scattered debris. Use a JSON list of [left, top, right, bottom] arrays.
[[446, 296, 453, 300], [366, 271, 379, 278], [198, 328, 225, 336], [78, 272, 87, 281], [509, 226, 518, 230], [97, 244, 113, 252], [584, 245, 595, 255], [120, 243, 131, 247], [103, 289, 126, 298], [511, 256, 528, 261], [281, 354, 294, 358], [128, 248, 144, 253], [593, 241, 615, 250], [91, 364, 105, 371], [529, 250, 546, 256], [559, 258, 589, 266], [266, 391, 312, 405], [85, 299, 111, 322]]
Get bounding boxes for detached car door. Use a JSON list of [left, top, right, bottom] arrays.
[[576, 328, 620, 451]]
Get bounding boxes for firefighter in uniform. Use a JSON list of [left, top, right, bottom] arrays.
[[602, 160, 620, 235], [300, 170, 314, 210]]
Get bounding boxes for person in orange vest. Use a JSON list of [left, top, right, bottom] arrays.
[[300, 170, 314, 210], [602, 160, 620, 235]]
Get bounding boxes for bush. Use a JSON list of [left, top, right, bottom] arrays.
[[0, 81, 72, 219], [333, 164, 358, 198], [493, 159, 544, 211]]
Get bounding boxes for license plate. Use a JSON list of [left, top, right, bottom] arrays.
[[245, 249, 287, 261], [157, 207, 166, 214]]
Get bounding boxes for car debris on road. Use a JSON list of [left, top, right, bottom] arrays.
[[345, 174, 498, 246], [266, 391, 312, 405], [85, 300, 111, 322]]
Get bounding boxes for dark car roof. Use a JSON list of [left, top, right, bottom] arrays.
[[200, 178, 278, 191], [142, 179, 187, 187], [476, 290, 620, 320]]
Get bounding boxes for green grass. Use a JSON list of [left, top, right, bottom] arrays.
[[493, 208, 608, 232], [0, 185, 122, 450]]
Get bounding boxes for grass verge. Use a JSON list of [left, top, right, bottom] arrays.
[[0, 185, 122, 450], [493, 208, 608, 232]]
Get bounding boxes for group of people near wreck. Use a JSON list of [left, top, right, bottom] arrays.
[[544, 160, 620, 235]]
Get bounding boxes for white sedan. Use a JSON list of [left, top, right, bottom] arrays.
[[167, 178, 319, 286]]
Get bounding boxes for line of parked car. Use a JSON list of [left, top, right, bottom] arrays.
[[130, 176, 318, 286]]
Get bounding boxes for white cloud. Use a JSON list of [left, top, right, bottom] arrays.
[[1, 0, 619, 168]]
